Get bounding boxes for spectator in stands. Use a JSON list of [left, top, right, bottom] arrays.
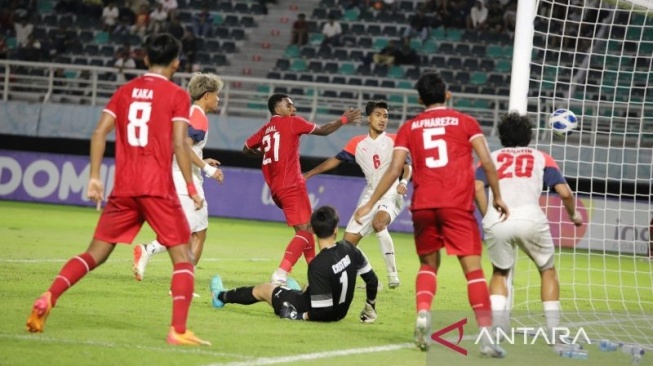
[[158, 0, 178, 19], [102, 1, 120, 33], [485, 0, 504, 33], [446, 0, 469, 29], [403, 9, 429, 42], [193, 7, 213, 38], [290, 13, 309, 46], [114, 49, 136, 84], [373, 39, 397, 66], [113, 16, 132, 35], [503, 1, 516, 36], [0, 8, 15, 35], [81, 0, 103, 18], [119, 0, 137, 24], [55, 0, 79, 14], [167, 16, 185, 40], [321, 15, 342, 47], [394, 38, 419, 67], [14, 18, 33, 48], [131, 3, 150, 39], [51, 25, 75, 55], [0, 35, 8, 60], [149, 2, 168, 34], [422, 0, 446, 29], [467, 0, 488, 30], [181, 30, 198, 72], [18, 33, 41, 61]]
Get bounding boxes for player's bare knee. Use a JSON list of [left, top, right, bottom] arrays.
[[372, 220, 386, 233], [493, 266, 510, 276]]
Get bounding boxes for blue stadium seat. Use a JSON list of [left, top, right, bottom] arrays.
[[364, 79, 379, 87], [349, 77, 362, 86], [463, 58, 479, 70], [222, 41, 236, 53], [234, 3, 249, 13], [300, 46, 316, 58], [275, 58, 290, 71], [332, 76, 346, 85], [340, 91, 356, 99], [240, 16, 255, 28], [299, 74, 314, 82], [283, 73, 298, 81], [267, 71, 281, 79], [230, 28, 246, 40], [315, 75, 330, 83], [324, 62, 339, 73], [308, 60, 323, 73], [213, 54, 229, 66]]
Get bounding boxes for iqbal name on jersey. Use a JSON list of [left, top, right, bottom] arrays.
[[331, 255, 351, 274], [265, 125, 277, 134], [132, 88, 153, 99], [411, 117, 459, 129]]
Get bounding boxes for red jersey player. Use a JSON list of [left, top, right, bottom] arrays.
[[26, 33, 210, 346], [243, 93, 361, 286], [354, 71, 509, 356]]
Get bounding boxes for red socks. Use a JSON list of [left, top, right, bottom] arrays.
[[170, 262, 194, 334], [415, 264, 437, 312], [279, 230, 313, 272], [48, 252, 97, 307], [465, 269, 492, 327]]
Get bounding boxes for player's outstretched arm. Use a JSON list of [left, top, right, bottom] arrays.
[[87, 111, 115, 205], [554, 183, 582, 226], [175, 120, 203, 209], [303, 156, 342, 180], [396, 164, 412, 196], [355, 149, 406, 223], [471, 136, 508, 220], [312, 108, 362, 136], [242, 145, 263, 158]]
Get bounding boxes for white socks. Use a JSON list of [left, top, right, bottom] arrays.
[[145, 240, 167, 255], [490, 294, 509, 330], [375, 229, 397, 274], [543, 300, 561, 329]]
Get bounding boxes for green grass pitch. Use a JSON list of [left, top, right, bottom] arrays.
[[0, 201, 651, 365]]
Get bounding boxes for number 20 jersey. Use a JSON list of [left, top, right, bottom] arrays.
[[104, 72, 191, 197], [395, 106, 483, 211]]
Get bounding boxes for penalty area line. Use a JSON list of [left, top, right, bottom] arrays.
[[203, 343, 415, 366]]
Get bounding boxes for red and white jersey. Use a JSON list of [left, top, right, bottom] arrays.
[[104, 72, 190, 197], [340, 132, 400, 201], [245, 115, 316, 192], [173, 105, 208, 181], [395, 106, 483, 211], [477, 147, 567, 225]]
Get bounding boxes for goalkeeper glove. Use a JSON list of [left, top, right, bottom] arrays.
[[359, 300, 377, 323], [279, 301, 304, 320]]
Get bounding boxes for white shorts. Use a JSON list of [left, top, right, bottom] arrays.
[[484, 217, 554, 271], [173, 171, 208, 233], [345, 194, 403, 237]]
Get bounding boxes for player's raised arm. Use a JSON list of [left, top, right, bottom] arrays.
[[303, 156, 342, 180], [354, 149, 407, 223], [174, 120, 203, 209], [311, 108, 362, 136], [87, 111, 116, 205], [471, 136, 508, 221]]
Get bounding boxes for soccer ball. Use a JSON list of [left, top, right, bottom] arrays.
[[549, 109, 578, 136]]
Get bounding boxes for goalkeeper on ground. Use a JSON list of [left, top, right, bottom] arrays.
[[209, 205, 379, 323]]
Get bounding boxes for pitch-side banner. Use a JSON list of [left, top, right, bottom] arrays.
[[0, 150, 649, 254]]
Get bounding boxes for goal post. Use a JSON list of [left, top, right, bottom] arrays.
[[508, 0, 653, 349]]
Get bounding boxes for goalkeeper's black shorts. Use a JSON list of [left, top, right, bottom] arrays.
[[271, 287, 310, 317]]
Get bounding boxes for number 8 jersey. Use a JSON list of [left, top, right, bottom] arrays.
[[395, 106, 483, 211], [104, 72, 191, 197]]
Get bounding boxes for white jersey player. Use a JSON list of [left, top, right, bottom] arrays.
[[474, 112, 582, 336], [133, 73, 225, 284], [304, 100, 412, 288]]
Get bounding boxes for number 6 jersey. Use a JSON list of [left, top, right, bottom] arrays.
[[104, 72, 191, 197]]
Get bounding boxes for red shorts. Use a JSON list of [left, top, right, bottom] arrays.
[[412, 208, 482, 256], [272, 184, 312, 226], [93, 195, 191, 247]]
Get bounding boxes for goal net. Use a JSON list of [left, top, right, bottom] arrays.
[[508, 0, 653, 349]]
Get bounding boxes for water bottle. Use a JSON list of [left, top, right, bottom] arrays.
[[554, 344, 589, 360], [621, 345, 645, 365], [598, 339, 620, 351]]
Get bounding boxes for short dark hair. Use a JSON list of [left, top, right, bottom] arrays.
[[311, 206, 339, 239], [415, 70, 446, 106], [144, 33, 181, 67], [498, 112, 533, 147], [365, 100, 388, 116], [267, 93, 289, 115]]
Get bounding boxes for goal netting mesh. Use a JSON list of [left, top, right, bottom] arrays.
[[508, 0, 653, 349]]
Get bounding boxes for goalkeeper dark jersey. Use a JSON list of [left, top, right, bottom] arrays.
[[305, 240, 372, 322]]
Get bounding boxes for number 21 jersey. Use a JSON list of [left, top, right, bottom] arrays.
[[395, 106, 483, 211], [104, 72, 191, 197]]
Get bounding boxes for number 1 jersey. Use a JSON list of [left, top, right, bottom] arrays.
[[104, 72, 191, 197], [245, 115, 316, 192], [395, 106, 483, 211]]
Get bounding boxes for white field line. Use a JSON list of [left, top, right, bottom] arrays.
[[203, 343, 415, 366], [0, 333, 253, 359], [0, 258, 272, 263]]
